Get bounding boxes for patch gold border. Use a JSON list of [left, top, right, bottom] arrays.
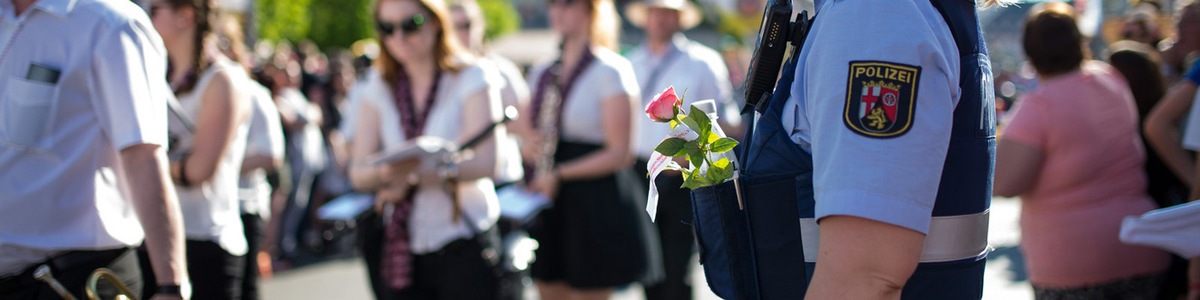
[[843, 61, 921, 138]]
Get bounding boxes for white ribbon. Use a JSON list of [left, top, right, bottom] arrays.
[[646, 125, 699, 222]]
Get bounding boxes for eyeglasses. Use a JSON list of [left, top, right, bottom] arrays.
[[376, 14, 427, 37], [546, 0, 578, 6]]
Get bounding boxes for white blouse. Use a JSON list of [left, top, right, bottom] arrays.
[[354, 58, 503, 254], [176, 58, 251, 256], [526, 47, 640, 145]]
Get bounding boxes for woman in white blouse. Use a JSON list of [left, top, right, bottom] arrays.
[[150, 0, 253, 298], [348, 0, 505, 298], [515, 0, 663, 298]]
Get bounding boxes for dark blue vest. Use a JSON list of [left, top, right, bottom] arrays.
[[689, 0, 995, 299]]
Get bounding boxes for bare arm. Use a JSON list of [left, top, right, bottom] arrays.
[[554, 93, 637, 180], [349, 101, 386, 191], [805, 216, 924, 300], [1145, 81, 1199, 186], [121, 144, 187, 286], [172, 71, 249, 185], [240, 154, 282, 174], [994, 138, 1045, 197], [451, 89, 501, 180]]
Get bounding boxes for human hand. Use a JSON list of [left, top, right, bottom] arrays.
[[531, 172, 559, 200], [377, 158, 420, 181], [374, 180, 412, 212]]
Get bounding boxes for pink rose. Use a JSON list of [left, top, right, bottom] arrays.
[[645, 86, 681, 122]]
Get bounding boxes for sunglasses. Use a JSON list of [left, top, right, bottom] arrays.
[[546, 0, 578, 6], [377, 14, 427, 36]]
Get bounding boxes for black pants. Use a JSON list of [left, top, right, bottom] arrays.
[[0, 248, 142, 300], [392, 234, 500, 300], [242, 213, 265, 300], [359, 210, 392, 300], [639, 159, 696, 300], [141, 240, 245, 300]]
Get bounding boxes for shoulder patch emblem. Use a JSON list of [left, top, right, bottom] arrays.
[[843, 61, 921, 138]]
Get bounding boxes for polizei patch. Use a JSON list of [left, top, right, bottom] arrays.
[[843, 61, 921, 138]]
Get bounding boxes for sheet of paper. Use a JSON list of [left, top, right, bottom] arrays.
[[496, 185, 551, 223], [645, 124, 699, 222], [369, 136, 456, 165]]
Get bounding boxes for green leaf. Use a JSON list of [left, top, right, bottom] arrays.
[[669, 119, 679, 130], [689, 105, 712, 138], [681, 114, 703, 134], [711, 138, 739, 153], [654, 138, 688, 156], [713, 162, 733, 182], [713, 158, 731, 169], [706, 131, 720, 144], [685, 141, 704, 170]]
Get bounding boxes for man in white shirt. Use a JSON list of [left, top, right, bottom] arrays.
[[0, 0, 187, 299], [626, 0, 736, 298]]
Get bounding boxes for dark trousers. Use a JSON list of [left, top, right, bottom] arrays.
[[638, 159, 696, 300], [141, 240, 245, 300], [241, 213, 265, 300], [359, 210, 392, 300], [0, 248, 142, 300], [392, 236, 500, 300]]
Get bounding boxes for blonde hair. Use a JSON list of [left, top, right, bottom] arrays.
[[374, 0, 467, 85], [587, 0, 620, 51]]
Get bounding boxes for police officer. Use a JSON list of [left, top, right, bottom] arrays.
[[0, 0, 188, 299], [626, 0, 737, 299], [727, 0, 998, 298]]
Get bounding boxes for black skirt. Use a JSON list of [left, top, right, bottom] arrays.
[[529, 141, 665, 288]]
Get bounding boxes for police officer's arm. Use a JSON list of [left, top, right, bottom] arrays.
[[807, 216, 923, 299], [802, 2, 961, 298], [1145, 79, 1199, 187]]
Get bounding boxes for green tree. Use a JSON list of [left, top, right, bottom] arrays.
[[477, 0, 520, 41], [256, 0, 373, 50], [307, 0, 374, 50], [255, 0, 312, 43]]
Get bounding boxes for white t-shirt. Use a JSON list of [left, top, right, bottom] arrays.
[[354, 58, 503, 254], [628, 34, 737, 160], [0, 0, 169, 273], [781, 0, 960, 234], [239, 82, 284, 217], [526, 47, 640, 145], [176, 58, 252, 256]]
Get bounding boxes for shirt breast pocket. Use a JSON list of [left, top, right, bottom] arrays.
[[3, 78, 58, 150]]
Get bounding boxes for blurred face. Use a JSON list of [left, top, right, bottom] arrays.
[[548, 0, 589, 36], [149, 1, 192, 47], [450, 9, 476, 50], [377, 0, 440, 64], [645, 7, 681, 42]]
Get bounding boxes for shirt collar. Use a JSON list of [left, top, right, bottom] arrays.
[[8, 0, 77, 19]]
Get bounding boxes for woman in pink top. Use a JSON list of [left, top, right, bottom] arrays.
[[996, 3, 1170, 299]]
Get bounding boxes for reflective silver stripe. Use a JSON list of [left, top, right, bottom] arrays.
[[799, 210, 990, 263]]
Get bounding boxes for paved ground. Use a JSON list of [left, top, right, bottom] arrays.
[[262, 197, 1032, 299]]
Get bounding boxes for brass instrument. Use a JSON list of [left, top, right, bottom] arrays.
[[85, 268, 136, 300], [33, 265, 136, 300]]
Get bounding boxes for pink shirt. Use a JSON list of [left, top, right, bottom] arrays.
[[1002, 61, 1169, 288]]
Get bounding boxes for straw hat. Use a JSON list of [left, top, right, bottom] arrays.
[[626, 0, 703, 30]]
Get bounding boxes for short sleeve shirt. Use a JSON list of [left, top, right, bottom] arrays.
[[0, 0, 169, 251], [781, 0, 960, 234], [527, 47, 640, 145]]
